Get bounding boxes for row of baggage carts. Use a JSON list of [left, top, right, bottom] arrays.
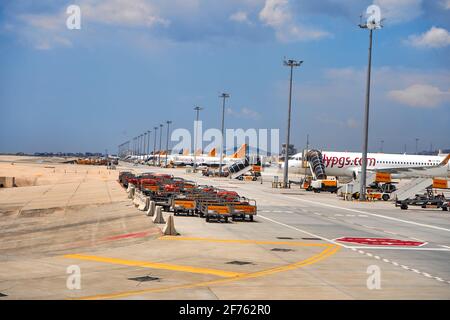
[[119, 171, 257, 222]]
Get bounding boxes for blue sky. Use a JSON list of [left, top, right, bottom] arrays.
[[0, 0, 449, 154]]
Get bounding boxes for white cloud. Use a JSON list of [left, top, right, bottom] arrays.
[[229, 11, 250, 24], [226, 107, 261, 119], [374, 0, 423, 24], [407, 26, 450, 48], [82, 0, 169, 28], [388, 84, 450, 108], [442, 0, 450, 9], [259, 0, 330, 42]]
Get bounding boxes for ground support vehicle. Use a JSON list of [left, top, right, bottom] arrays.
[[230, 198, 257, 221], [395, 188, 449, 211]]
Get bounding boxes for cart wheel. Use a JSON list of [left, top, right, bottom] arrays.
[[224, 217, 228, 223], [442, 207, 448, 211], [232, 216, 236, 221], [206, 216, 210, 222], [382, 194, 390, 201], [400, 204, 408, 210], [249, 215, 254, 222]]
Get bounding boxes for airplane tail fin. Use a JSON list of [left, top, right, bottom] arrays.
[[183, 149, 189, 156], [439, 154, 450, 166], [208, 148, 216, 157], [230, 144, 247, 159], [195, 148, 202, 156]]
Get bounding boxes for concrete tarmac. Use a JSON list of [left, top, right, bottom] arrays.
[[0, 157, 449, 299]]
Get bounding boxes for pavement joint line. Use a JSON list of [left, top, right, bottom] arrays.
[[63, 254, 245, 278], [257, 214, 346, 248], [157, 236, 330, 247], [281, 195, 450, 233], [70, 242, 340, 300]]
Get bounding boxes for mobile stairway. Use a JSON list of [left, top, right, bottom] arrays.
[[227, 155, 260, 179], [392, 178, 433, 201], [306, 149, 327, 180]]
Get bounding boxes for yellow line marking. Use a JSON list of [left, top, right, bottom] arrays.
[[71, 244, 340, 300], [158, 236, 330, 247], [64, 254, 244, 278]]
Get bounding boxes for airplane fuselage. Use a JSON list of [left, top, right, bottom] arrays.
[[286, 151, 450, 179]]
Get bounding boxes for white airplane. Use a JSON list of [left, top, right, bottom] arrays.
[[168, 144, 248, 167], [283, 150, 450, 179]]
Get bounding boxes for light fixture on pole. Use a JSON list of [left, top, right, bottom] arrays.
[[193, 106, 203, 172], [159, 123, 163, 166], [218, 93, 230, 176], [358, 5, 382, 200], [153, 126, 158, 166], [165, 120, 172, 167], [147, 130, 151, 159], [282, 59, 303, 188]]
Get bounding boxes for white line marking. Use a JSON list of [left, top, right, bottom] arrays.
[[382, 258, 390, 263], [282, 195, 450, 232], [439, 245, 450, 249], [340, 246, 449, 251]]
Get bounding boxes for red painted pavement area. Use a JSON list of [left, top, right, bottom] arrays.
[[336, 237, 424, 246], [103, 231, 153, 241]]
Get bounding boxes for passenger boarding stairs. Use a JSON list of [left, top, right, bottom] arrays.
[[227, 155, 260, 179], [392, 178, 433, 201], [342, 172, 376, 197], [306, 150, 327, 180]]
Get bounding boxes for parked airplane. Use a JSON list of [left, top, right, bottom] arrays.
[[283, 150, 450, 179], [169, 144, 248, 167]]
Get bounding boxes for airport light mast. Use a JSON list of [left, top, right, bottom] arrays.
[[165, 120, 172, 167], [193, 106, 203, 172], [143, 132, 147, 159], [153, 126, 158, 166], [282, 59, 303, 188], [158, 124, 164, 166], [218, 93, 230, 176], [358, 7, 382, 201], [139, 134, 143, 157], [147, 130, 151, 157], [415, 138, 419, 154]]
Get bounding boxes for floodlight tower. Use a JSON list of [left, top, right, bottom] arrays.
[[282, 59, 303, 188], [158, 123, 164, 166], [193, 106, 203, 172], [143, 132, 147, 159], [153, 126, 158, 165], [358, 6, 382, 200], [218, 93, 230, 176], [165, 120, 172, 166], [147, 130, 151, 157]]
